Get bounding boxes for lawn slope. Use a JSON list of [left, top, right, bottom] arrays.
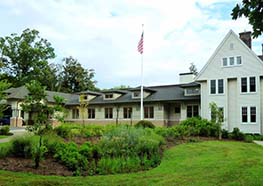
[[0, 141, 262, 186]]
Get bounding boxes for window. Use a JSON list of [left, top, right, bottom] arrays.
[[105, 94, 113, 99], [223, 58, 228, 66], [105, 108, 113, 119], [236, 56, 242, 65], [185, 88, 200, 95], [218, 79, 224, 94], [229, 57, 234, 65], [72, 109, 79, 119], [187, 105, 199, 118], [210, 80, 216, 94], [144, 106, 154, 118], [241, 77, 247, 93], [242, 107, 248, 123], [123, 107, 132, 118], [250, 107, 256, 122], [249, 77, 256, 92], [88, 108, 95, 119], [133, 92, 140, 98], [174, 107, 180, 114]]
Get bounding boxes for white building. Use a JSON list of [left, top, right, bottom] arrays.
[[195, 30, 263, 134]]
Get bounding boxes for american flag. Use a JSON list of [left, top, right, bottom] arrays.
[[137, 32, 144, 54]]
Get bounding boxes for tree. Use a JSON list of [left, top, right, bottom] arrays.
[[0, 28, 56, 87], [60, 56, 96, 93], [189, 62, 198, 76], [0, 80, 11, 118], [209, 102, 224, 140], [79, 94, 89, 125], [231, 0, 263, 38], [21, 80, 65, 168]]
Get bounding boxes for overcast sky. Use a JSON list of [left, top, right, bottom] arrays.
[[0, 0, 263, 89]]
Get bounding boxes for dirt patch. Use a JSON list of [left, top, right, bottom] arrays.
[[0, 157, 73, 176]]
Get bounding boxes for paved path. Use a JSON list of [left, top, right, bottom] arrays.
[[253, 140, 263, 146], [0, 127, 27, 143]]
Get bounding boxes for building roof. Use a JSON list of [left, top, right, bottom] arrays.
[[5, 82, 200, 106], [4, 86, 75, 103]]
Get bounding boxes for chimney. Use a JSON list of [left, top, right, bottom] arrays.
[[239, 31, 252, 49], [179, 72, 195, 84]]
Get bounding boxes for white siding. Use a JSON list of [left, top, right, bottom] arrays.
[[196, 30, 263, 134]]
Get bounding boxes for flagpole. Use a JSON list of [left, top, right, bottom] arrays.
[[140, 24, 144, 120]]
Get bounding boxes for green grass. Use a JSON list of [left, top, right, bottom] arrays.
[[0, 135, 10, 139], [0, 141, 262, 186]]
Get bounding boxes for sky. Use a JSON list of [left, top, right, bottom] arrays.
[[0, 0, 263, 89]]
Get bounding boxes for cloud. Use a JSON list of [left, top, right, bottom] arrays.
[[0, 0, 262, 89]]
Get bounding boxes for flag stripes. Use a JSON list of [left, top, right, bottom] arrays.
[[138, 32, 144, 54]]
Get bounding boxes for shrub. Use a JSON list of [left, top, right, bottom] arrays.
[[0, 126, 11, 135], [244, 135, 254, 143], [54, 125, 71, 138], [253, 134, 263, 141], [43, 134, 64, 155], [135, 120, 155, 129], [179, 117, 217, 137], [32, 144, 48, 168], [221, 129, 229, 139], [10, 136, 34, 158], [54, 142, 89, 175], [231, 128, 245, 140], [0, 143, 12, 158]]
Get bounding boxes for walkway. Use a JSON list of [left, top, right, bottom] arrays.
[[0, 127, 27, 143], [253, 140, 263, 146]]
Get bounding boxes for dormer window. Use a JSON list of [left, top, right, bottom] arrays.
[[132, 91, 140, 98], [185, 88, 200, 96], [105, 94, 113, 99]]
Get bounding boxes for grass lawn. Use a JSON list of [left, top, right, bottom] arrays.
[[0, 135, 10, 139], [0, 141, 262, 186]]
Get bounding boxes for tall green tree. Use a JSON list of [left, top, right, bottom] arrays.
[[231, 0, 263, 38], [60, 56, 96, 93], [0, 28, 56, 87]]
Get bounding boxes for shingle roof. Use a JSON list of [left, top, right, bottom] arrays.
[[5, 86, 75, 103], [5, 82, 200, 106]]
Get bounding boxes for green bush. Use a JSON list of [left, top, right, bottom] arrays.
[[244, 135, 254, 143], [253, 134, 263, 141], [221, 129, 229, 139], [0, 126, 11, 135], [0, 143, 12, 158], [54, 142, 91, 175], [230, 128, 245, 140], [43, 134, 64, 155], [10, 136, 34, 158], [179, 117, 218, 137], [135, 120, 155, 129], [54, 125, 71, 138], [32, 144, 48, 168]]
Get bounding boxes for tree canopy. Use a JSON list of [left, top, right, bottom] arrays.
[[0, 29, 98, 93], [60, 56, 97, 93], [231, 0, 263, 38], [0, 28, 56, 87]]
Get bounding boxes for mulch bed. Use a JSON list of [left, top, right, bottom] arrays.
[[0, 157, 73, 176]]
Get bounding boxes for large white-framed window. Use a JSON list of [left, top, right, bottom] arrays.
[[241, 106, 257, 124], [187, 105, 199, 118], [210, 79, 224, 95], [144, 106, 154, 119], [123, 107, 132, 119], [88, 108, 95, 119], [72, 109, 79, 119], [240, 76, 256, 93], [105, 107, 113, 119]]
